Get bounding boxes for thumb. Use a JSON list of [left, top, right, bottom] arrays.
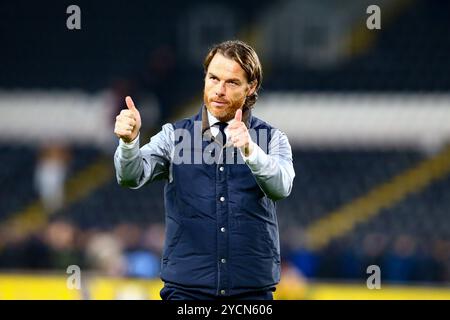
[[125, 96, 137, 111], [234, 108, 242, 122]]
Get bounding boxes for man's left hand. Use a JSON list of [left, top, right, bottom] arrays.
[[228, 108, 254, 157]]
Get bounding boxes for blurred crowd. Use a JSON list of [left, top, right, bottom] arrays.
[[283, 227, 450, 284], [0, 220, 164, 279]]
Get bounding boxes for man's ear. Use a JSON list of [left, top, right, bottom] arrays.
[[247, 80, 257, 97]]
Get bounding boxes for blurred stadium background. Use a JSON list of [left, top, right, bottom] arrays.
[[0, 0, 450, 299]]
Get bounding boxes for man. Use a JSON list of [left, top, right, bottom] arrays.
[[114, 40, 295, 300]]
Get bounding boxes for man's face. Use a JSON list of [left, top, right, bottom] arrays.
[[203, 53, 256, 122]]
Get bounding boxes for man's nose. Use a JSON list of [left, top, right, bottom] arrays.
[[215, 82, 226, 96]]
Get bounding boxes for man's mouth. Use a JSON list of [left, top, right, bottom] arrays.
[[211, 100, 228, 107]]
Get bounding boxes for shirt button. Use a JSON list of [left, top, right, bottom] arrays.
[[220, 196, 225, 202], [219, 166, 224, 172], [220, 290, 226, 295], [221, 258, 226, 264], [220, 227, 226, 232]]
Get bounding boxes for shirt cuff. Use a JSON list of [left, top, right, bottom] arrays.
[[240, 141, 257, 162], [240, 141, 269, 170], [118, 134, 140, 159]]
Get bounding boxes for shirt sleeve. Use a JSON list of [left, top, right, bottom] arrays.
[[241, 129, 295, 201], [114, 123, 174, 189]]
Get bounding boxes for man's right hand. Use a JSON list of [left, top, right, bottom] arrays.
[[114, 96, 142, 143]]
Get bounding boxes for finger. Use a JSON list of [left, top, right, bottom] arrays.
[[227, 122, 238, 130], [228, 120, 245, 130], [117, 118, 136, 128], [117, 122, 134, 132], [229, 127, 246, 138], [125, 96, 137, 111], [234, 108, 242, 122], [119, 110, 136, 119], [126, 118, 137, 127], [115, 129, 130, 137], [231, 133, 245, 144], [119, 126, 133, 134], [123, 124, 134, 131]]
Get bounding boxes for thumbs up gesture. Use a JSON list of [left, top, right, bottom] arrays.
[[228, 108, 254, 157], [114, 96, 142, 143]]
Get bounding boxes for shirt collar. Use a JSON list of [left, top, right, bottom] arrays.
[[206, 110, 233, 127], [201, 105, 252, 139]]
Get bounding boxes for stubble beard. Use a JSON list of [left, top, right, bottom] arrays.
[[203, 91, 244, 122]]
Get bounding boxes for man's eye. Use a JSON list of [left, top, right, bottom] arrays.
[[210, 76, 218, 80]]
